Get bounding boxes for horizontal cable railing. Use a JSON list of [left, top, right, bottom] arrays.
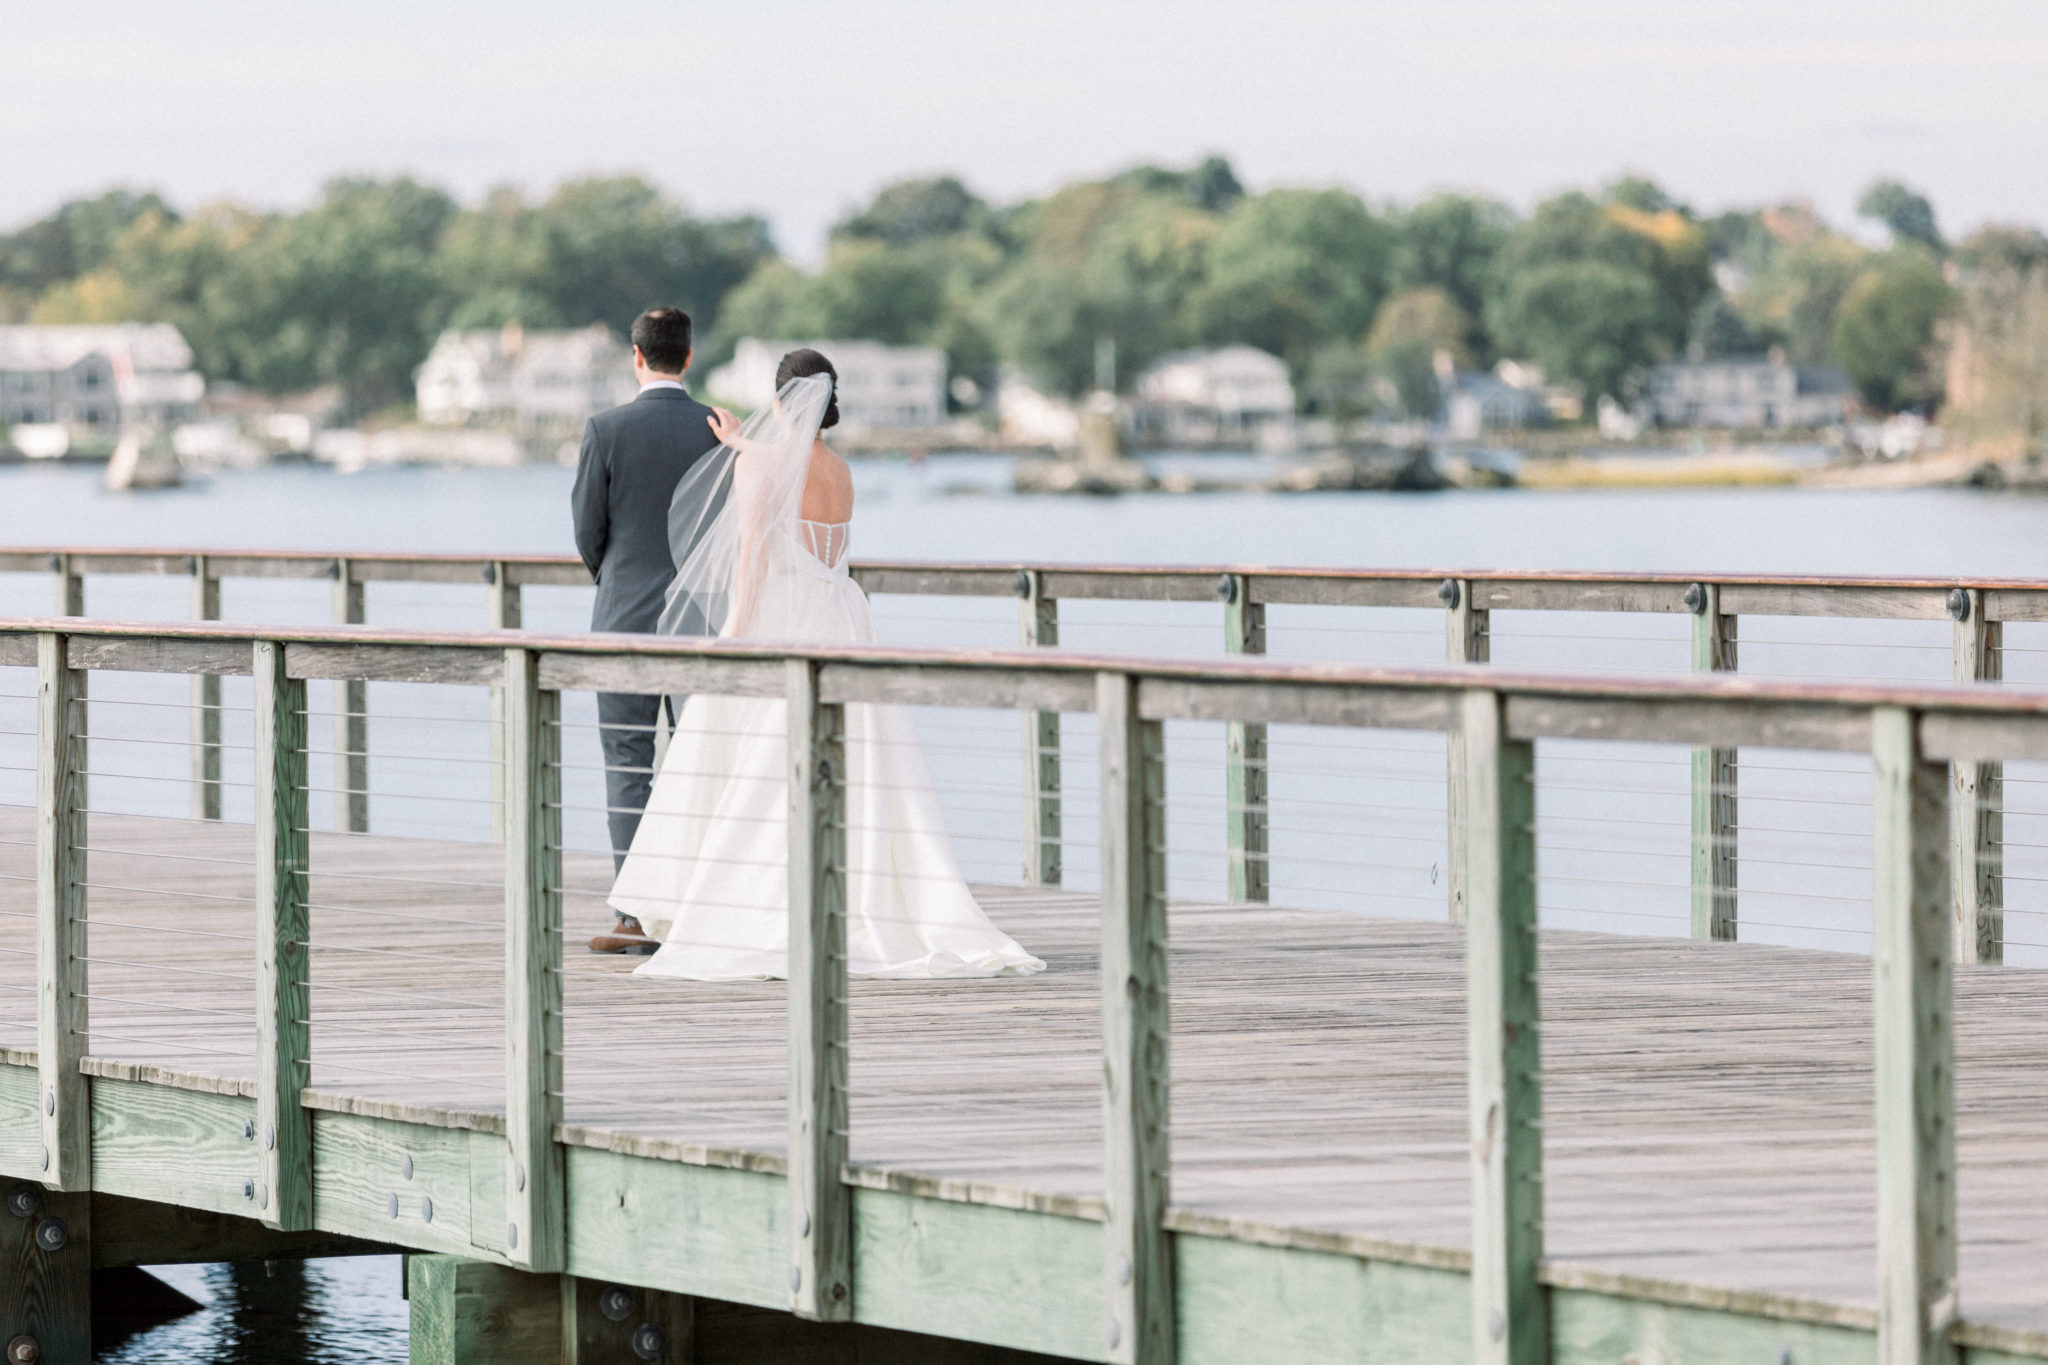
[[7, 547, 2044, 967], [2, 614, 2043, 1359]]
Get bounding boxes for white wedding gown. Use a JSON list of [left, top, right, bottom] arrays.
[[610, 518, 1046, 981]]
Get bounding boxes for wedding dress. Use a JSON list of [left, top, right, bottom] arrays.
[[609, 373, 1044, 981]]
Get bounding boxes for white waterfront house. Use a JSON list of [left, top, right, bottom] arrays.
[[706, 339, 947, 429], [1646, 358, 1853, 430], [1129, 346, 1295, 446], [0, 324, 204, 444], [415, 324, 637, 431]]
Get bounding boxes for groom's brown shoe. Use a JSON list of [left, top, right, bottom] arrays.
[[589, 915, 658, 955]]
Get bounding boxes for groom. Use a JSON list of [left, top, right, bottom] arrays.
[[571, 305, 721, 953]]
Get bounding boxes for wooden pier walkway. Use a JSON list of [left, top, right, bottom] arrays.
[[5, 552, 2048, 1362], [7, 807, 2048, 1341]]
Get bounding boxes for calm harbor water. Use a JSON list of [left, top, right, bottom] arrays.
[[6, 456, 2046, 1361]]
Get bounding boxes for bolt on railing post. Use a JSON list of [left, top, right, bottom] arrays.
[[488, 562, 522, 844], [36, 631, 89, 1192], [252, 640, 311, 1230], [1019, 570, 1062, 886], [1461, 687, 1544, 1365], [332, 559, 368, 834], [502, 647, 564, 1272], [1949, 589, 2002, 965], [1870, 706, 1958, 1365], [1097, 670, 1172, 1364], [1223, 574, 1268, 904], [1689, 583, 1738, 941], [1444, 578, 1488, 926], [190, 556, 223, 820], [786, 658, 851, 1320]]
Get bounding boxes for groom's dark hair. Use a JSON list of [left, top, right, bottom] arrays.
[[631, 307, 693, 373]]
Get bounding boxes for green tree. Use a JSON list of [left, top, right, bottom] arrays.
[[1363, 286, 1470, 418], [1858, 179, 1942, 252], [1832, 251, 1953, 411], [528, 177, 771, 335], [1487, 186, 1712, 398], [1492, 260, 1664, 403], [987, 180, 1216, 393], [1190, 188, 1392, 385], [1107, 155, 1245, 213], [0, 188, 177, 298], [833, 176, 994, 247], [1389, 193, 1514, 358], [201, 178, 457, 412]]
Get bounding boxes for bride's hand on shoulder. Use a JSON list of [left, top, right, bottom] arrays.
[[707, 407, 742, 444]]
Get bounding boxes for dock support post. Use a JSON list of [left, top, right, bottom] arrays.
[[1871, 707, 1958, 1365], [333, 560, 368, 834], [1223, 575, 1268, 904], [1445, 579, 1489, 926], [1462, 688, 1544, 1365], [1690, 584, 1737, 941], [36, 632, 89, 1195], [1098, 671, 1172, 1365], [787, 658, 851, 1321], [1, 1186, 91, 1365], [488, 562, 521, 844], [409, 1255, 561, 1365], [1949, 590, 2001, 964], [191, 556, 222, 820], [563, 1278, 697, 1363], [253, 640, 312, 1231], [1020, 571, 1062, 885], [503, 648, 564, 1273]]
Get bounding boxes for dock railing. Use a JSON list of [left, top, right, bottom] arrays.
[[4, 614, 2047, 1361], [9, 547, 2043, 963]]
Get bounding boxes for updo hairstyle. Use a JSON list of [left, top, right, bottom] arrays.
[[775, 348, 840, 429]]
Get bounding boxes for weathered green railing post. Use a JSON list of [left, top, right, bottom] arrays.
[[53, 556, 85, 812], [252, 640, 312, 1230], [36, 631, 89, 1192], [503, 647, 564, 1272], [787, 658, 851, 1320], [1689, 582, 1737, 940], [1871, 706, 1957, 1365], [1019, 570, 1062, 885], [1948, 588, 2001, 964], [1461, 687, 1543, 1365], [191, 555, 223, 820], [332, 558, 368, 834], [1444, 578, 1488, 926], [1223, 574, 1268, 903], [1098, 670, 1172, 1364], [488, 561, 522, 843]]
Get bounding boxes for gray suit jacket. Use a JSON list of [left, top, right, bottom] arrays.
[[571, 386, 721, 635]]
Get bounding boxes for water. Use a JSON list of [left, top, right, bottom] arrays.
[[5, 458, 2045, 1360]]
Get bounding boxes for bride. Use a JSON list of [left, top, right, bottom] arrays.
[[609, 348, 1045, 981]]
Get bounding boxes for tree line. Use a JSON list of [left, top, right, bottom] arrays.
[[3, 159, 2044, 444]]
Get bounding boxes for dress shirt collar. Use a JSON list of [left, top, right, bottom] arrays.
[[638, 378, 686, 394]]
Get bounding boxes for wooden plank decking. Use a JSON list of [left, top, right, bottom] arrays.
[[2, 808, 2046, 1339]]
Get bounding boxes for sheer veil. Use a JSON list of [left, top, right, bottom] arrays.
[[658, 373, 834, 642]]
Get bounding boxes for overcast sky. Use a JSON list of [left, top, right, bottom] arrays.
[[8, 0, 2046, 257]]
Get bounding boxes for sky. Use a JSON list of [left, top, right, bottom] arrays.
[[7, 0, 2047, 257]]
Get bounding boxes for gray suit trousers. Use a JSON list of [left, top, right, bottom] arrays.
[[599, 690, 676, 871]]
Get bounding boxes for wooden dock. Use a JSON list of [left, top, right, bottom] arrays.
[[7, 806, 2048, 1336], [4, 553, 2048, 1363]]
